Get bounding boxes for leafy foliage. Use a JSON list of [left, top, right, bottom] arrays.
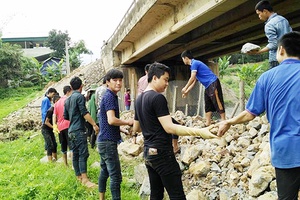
[[46, 29, 70, 58], [43, 59, 65, 83], [0, 43, 23, 87], [218, 55, 231, 78], [69, 40, 92, 69]]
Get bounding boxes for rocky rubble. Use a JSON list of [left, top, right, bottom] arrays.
[[118, 110, 279, 200]]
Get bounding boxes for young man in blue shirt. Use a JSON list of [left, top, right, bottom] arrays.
[[218, 31, 300, 200], [250, 0, 292, 68], [97, 69, 133, 200], [181, 50, 226, 126]]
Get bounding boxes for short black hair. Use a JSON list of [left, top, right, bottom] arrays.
[[102, 75, 107, 85], [181, 50, 193, 59], [63, 85, 72, 95], [278, 31, 300, 58], [105, 69, 123, 81], [147, 62, 171, 83], [255, 0, 273, 12], [47, 87, 57, 95], [70, 76, 82, 90], [144, 64, 151, 72], [53, 94, 60, 103]]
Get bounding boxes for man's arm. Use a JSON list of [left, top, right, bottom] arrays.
[[217, 110, 255, 137], [158, 115, 218, 139], [182, 71, 197, 95], [84, 113, 99, 134], [106, 110, 133, 126], [133, 120, 142, 133], [182, 79, 196, 98], [44, 117, 53, 129]]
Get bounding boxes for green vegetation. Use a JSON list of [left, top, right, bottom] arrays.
[[0, 87, 140, 199], [0, 134, 140, 200], [220, 60, 269, 98], [0, 86, 43, 123]]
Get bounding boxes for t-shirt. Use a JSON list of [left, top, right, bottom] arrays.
[[246, 59, 300, 168], [42, 106, 54, 130], [98, 89, 121, 142], [137, 74, 148, 95], [124, 93, 131, 106], [64, 91, 89, 133], [53, 96, 70, 131], [95, 86, 107, 110], [191, 59, 217, 88], [41, 96, 51, 123], [88, 93, 97, 122], [134, 90, 172, 150]]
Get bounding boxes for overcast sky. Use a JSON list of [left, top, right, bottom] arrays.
[[0, 0, 134, 64]]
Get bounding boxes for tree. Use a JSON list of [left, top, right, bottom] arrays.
[[46, 29, 70, 58], [69, 40, 92, 69], [0, 43, 23, 87]]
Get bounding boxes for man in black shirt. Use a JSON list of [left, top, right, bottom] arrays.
[[133, 62, 218, 199], [64, 76, 99, 188]]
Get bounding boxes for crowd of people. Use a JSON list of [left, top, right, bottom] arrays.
[[39, 1, 300, 199]]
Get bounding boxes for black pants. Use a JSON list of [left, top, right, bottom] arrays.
[[86, 122, 96, 148], [144, 148, 186, 200], [275, 167, 300, 200]]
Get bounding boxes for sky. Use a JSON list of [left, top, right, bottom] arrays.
[[0, 0, 134, 65]]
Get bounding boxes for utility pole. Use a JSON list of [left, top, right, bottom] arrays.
[[65, 41, 70, 75]]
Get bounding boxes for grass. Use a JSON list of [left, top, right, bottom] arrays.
[[0, 133, 140, 200], [0, 86, 43, 123], [0, 86, 140, 199]]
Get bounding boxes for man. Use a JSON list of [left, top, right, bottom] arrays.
[[64, 76, 99, 188], [181, 50, 226, 126], [95, 77, 107, 112], [41, 88, 57, 125], [250, 0, 292, 68], [97, 69, 133, 200], [42, 94, 60, 162], [53, 85, 72, 166], [137, 64, 151, 95], [133, 62, 218, 200], [217, 31, 300, 200], [124, 88, 131, 110]]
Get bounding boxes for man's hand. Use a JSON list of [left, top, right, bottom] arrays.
[[92, 124, 99, 134], [127, 119, 134, 126], [181, 87, 187, 94], [216, 120, 231, 137]]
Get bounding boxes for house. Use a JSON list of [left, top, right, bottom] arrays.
[[2, 36, 54, 62], [40, 57, 66, 75]]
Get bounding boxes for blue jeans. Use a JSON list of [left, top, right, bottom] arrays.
[[69, 131, 89, 176], [98, 141, 122, 200], [144, 147, 186, 200]]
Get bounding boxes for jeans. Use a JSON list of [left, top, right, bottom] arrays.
[[69, 131, 89, 176], [98, 141, 122, 200], [144, 147, 186, 200]]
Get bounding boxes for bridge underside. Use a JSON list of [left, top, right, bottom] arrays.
[[101, 0, 300, 69]]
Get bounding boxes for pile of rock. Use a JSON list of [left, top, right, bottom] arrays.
[[118, 110, 277, 200]]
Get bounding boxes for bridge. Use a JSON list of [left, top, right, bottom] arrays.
[[101, 0, 300, 68], [100, 0, 300, 115]]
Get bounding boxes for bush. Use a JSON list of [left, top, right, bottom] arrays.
[[20, 81, 34, 88]]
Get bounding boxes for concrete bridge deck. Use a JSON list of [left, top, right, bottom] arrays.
[[101, 0, 300, 69]]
